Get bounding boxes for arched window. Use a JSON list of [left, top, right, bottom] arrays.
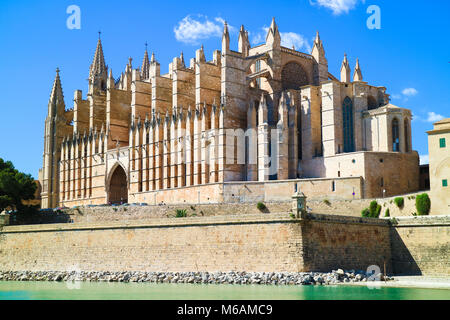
[[392, 118, 400, 152], [404, 119, 409, 152], [342, 97, 355, 153]]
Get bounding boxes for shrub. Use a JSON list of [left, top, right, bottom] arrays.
[[323, 199, 331, 206], [375, 204, 382, 218], [384, 208, 390, 217], [369, 201, 378, 217], [361, 208, 370, 218], [175, 209, 187, 218], [416, 194, 431, 216], [257, 202, 267, 211], [289, 213, 296, 219], [394, 197, 404, 208]]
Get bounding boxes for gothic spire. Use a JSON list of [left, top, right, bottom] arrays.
[[314, 31, 321, 45], [238, 25, 250, 56], [222, 21, 230, 53], [353, 58, 363, 82], [48, 67, 65, 116], [180, 51, 185, 67], [49, 68, 65, 106], [89, 36, 107, 78], [340, 54, 351, 83], [266, 17, 281, 47], [269, 17, 278, 33]]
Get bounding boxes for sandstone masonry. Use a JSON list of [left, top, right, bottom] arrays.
[[39, 18, 419, 209]]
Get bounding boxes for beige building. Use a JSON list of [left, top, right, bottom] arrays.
[[39, 19, 419, 208], [427, 119, 450, 214]]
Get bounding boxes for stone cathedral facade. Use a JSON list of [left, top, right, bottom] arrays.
[[39, 19, 419, 208]]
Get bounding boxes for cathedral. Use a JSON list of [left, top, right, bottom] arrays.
[[39, 18, 419, 208]]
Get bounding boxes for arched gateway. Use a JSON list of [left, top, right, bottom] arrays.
[[108, 165, 128, 205]]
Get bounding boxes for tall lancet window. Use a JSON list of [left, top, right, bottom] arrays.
[[404, 119, 409, 152], [342, 97, 355, 153], [255, 60, 261, 89], [392, 118, 400, 152]]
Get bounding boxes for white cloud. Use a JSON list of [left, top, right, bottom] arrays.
[[309, 0, 363, 15], [174, 15, 232, 45], [419, 155, 429, 165], [251, 27, 312, 52], [281, 32, 312, 52], [402, 88, 418, 97], [427, 112, 444, 123]]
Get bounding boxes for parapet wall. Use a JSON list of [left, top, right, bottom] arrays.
[[60, 190, 434, 225], [125, 177, 363, 205], [0, 213, 390, 274]]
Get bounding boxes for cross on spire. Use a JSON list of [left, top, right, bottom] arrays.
[[98, 31, 101, 39]]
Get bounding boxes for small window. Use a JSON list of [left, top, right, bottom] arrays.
[[380, 177, 384, 187], [352, 159, 356, 164], [332, 181, 336, 192], [255, 60, 261, 72], [440, 138, 446, 148], [443, 180, 448, 187], [379, 159, 384, 163]]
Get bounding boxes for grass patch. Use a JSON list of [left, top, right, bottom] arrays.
[[175, 209, 187, 218]]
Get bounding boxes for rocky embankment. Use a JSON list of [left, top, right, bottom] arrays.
[[0, 269, 391, 285]]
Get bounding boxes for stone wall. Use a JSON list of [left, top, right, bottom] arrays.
[[301, 214, 392, 273], [0, 214, 391, 274], [61, 190, 433, 225], [390, 215, 450, 276], [126, 177, 363, 205]]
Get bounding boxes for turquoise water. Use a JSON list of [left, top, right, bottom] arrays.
[[0, 281, 449, 300]]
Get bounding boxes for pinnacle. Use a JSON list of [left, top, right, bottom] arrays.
[[141, 48, 150, 79], [49, 67, 65, 108], [89, 36, 107, 78], [270, 17, 278, 31]]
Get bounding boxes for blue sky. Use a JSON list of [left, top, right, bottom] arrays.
[[0, 0, 448, 178]]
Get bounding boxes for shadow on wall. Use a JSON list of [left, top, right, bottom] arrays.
[[390, 228, 422, 276], [8, 210, 72, 226]]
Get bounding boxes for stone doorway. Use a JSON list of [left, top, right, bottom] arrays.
[[108, 165, 128, 205]]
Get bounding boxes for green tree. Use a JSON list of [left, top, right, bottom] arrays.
[[416, 193, 431, 216], [0, 158, 37, 213]]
